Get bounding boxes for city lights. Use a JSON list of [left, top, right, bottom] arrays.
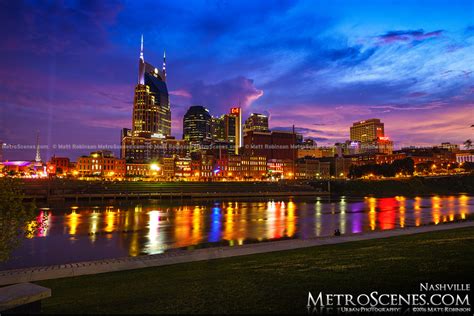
[[150, 163, 160, 171]]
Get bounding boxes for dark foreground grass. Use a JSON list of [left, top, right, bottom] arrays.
[[36, 227, 474, 314]]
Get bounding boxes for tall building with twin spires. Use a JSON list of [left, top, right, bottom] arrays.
[[133, 35, 171, 138], [121, 36, 187, 163]]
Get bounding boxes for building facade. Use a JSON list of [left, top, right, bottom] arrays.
[[121, 136, 188, 163], [243, 130, 297, 161], [123, 36, 173, 163], [224, 107, 242, 155], [133, 36, 170, 138], [456, 151, 474, 163], [350, 119, 385, 142], [211, 116, 226, 142], [183, 105, 212, 151], [243, 113, 269, 134], [47, 156, 71, 174], [76, 151, 126, 177], [360, 137, 394, 155]]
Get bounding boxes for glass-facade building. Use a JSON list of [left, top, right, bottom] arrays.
[[132, 38, 171, 138], [183, 105, 212, 151]]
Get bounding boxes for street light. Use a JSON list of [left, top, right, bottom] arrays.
[[150, 163, 160, 171]]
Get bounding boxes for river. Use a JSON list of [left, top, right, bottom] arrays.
[[2, 195, 471, 270]]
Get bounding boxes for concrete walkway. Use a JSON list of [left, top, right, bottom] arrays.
[[1, 221, 472, 286]]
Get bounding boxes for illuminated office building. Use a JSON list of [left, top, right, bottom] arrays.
[[211, 116, 226, 142], [132, 35, 171, 138], [350, 118, 384, 142], [225, 107, 242, 155], [243, 113, 269, 134], [122, 36, 176, 162], [183, 105, 212, 151]]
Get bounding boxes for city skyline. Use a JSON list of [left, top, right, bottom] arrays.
[[0, 0, 473, 160]]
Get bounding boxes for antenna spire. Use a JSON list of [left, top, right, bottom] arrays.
[[162, 49, 166, 78], [140, 34, 144, 60], [138, 34, 145, 85]]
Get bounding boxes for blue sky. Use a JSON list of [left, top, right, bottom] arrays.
[[0, 0, 473, 160]]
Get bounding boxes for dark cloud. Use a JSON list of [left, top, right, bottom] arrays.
[[187, 76, 264, 115], [377, 29, 443, 44], [325, 46, 377, 65], [306, 136, 329, 142], [272, 126, 325, 135], [0, 0, 123, 54]]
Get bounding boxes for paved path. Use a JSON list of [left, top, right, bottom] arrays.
[[0, 221, 472, 286]]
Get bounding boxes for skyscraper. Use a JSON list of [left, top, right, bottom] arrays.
[[183, 105, 212, 151], [132, 35, 171, 138], [350, 119, 393, 154], [350, 118, 384, 142], [225, 107, 242, 155], [243, 113, 269, 134], [211, 116, 226, 142], [121, 36, 182, 163]]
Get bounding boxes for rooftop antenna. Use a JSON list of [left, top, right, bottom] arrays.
[[162, 49, 166, 78]]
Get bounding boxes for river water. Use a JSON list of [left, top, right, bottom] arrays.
[[2, 195, 472, 270]]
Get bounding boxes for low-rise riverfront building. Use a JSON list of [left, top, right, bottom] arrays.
[[76, 151, 126, 178]]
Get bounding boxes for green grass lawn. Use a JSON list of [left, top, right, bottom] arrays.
[[36, 227, 474, 314]]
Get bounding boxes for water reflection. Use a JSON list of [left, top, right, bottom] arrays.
[[5, 195, 472, 270]]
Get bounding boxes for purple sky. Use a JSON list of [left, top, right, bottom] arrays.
[[0, 0, 473, 161]]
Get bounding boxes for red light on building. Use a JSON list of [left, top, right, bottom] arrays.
[[47, 165, 56, 174], [231, 107, 240, 115], [379, 136, 390, 141]]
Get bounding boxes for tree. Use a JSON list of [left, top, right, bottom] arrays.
[[392, 157, 415, 175], [464, 139, 472, 150], [462, 162, 474, 172], [416, 161, 435, 174], [0, 178, 37, 262]]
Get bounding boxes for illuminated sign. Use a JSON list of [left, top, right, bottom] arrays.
[[151, 133, 165, 139], [379, 136, 390, 141], [230, 107, 240, 115]]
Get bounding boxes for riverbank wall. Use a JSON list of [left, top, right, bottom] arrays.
[[328, 174, 474, 196], [20, 180, 328, 202]]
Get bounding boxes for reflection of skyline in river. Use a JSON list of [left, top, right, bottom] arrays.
[[9, 195, 472, 269]]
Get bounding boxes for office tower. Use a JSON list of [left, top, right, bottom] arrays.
[[122, 36, 180, 163], [243, 113, 269, 134], [211, 116, 226, 142], [132, 35, 171, 138], [183, 105, 212, 151], [350, 118, 384, 142], [225, 107, 242, 155]]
